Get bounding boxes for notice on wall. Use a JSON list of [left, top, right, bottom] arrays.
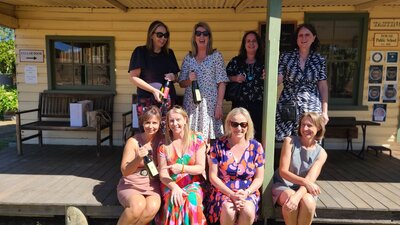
[[24, 65, 38, 84], [372, 104, 387, 122], [373, 33, 398, 47]]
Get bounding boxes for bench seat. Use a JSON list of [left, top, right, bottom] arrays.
[[16, 92, 114, 156]]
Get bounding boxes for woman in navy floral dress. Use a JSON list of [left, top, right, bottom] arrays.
[[207, 107, 265, 225], [226, 31, 265, 141], [276, 23, 329, 141]]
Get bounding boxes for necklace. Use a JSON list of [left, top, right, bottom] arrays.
[[247, 63, 255, 81]]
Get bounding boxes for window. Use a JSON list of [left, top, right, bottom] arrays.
[[46, 36, 115, 92], [306, 13, 368, 109]]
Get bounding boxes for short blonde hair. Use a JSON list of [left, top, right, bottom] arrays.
[[224, 107, 254, 140], [165, 106, 190, 148], [297, 112, 326, 140]]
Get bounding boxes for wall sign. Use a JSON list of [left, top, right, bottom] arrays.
[[370, 19, 400, 30], [373, 33, 398, 47], [19, 49, 44, 63]]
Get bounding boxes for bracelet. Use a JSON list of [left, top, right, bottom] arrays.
[[181, 164, 185, 173], [246, 189, 251, 195]]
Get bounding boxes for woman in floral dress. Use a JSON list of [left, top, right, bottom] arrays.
[[226, 31, 265, 141], [157, 106, 207, 225], [179, 22, 229, 142], [207, 107, 265, 225]]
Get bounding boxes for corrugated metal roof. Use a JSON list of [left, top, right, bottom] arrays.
[[0, 0, 400, 9]]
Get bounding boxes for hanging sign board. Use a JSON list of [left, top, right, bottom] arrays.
[[370, 19, 400, 30], [19, 49, 44, 63], [373, 33, 399, 47]]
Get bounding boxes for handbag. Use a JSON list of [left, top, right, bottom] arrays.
[[224, 82, 242, 101], [87, 110, 111, 128], [279, 101, 298, 121]]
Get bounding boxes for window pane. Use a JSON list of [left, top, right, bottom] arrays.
[[55, 41, 73, 63], [310, 16, 363, 105], [48, 36, 114, 91], [329, 62, 358, 98], [55, 64, 73, 85]]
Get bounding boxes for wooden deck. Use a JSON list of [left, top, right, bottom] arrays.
[[0, 144, 399, 223]]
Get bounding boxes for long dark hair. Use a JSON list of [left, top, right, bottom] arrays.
[[292, 23, 320, 52], [238, 31, 264, 64], [146, 20, 170, 54]]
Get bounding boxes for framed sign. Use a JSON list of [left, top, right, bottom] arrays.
[[19, 49, 44, 63], [373, 33, 398, 47], [259, 22, 296, 52]]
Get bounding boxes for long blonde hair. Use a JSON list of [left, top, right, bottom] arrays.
[[165, 106, 191, 150]]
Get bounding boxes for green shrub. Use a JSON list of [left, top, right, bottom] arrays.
[[0, 85, 18, 117]]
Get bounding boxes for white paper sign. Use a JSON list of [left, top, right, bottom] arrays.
[[132, 104, 139, 128], [24, 65, 38, 84]]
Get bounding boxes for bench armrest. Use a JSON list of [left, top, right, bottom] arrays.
[[16, 108, 39, 115]]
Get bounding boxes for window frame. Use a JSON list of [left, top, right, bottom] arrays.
[[305, 13, 369, 110], [45, 36, 116, 93]]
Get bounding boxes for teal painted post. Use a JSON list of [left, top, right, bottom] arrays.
[[262, 0, 281, 223]]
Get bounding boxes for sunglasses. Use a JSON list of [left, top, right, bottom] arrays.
[[195, 31, 210, 37], [155, 32, 169, 39], [230, 121, 248, 128]]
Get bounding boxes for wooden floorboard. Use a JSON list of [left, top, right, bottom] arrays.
[[0, 145, 399, 222]]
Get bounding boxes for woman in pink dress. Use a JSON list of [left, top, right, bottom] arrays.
[[157, 106, 207, 225], [116, 106, 163, 225]]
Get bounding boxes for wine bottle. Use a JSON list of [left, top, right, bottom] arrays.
[[160, 80, 171, 100], [143, 150, 159, 178], [191, 71, 202, 104]]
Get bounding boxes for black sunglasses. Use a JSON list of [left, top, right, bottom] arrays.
[[155, 32, 169, 39], [230, 121, 248, 128], [195, 31, 210, 37]]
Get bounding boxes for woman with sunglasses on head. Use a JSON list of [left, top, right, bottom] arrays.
[[207, 107, 265, 225], [117, 106, 163, 225], [179, 22, 229, 143], [156, 106, 207, 225], [225, 31, 265, 142], [272, 112, 327, 225], [129, 20, 180, 118]]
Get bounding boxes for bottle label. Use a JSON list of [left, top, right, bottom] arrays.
[[194, 89, 202, 102], [146, 161, 159, 177]]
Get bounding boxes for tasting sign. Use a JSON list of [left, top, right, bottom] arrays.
[[19, 49, 44, 63]]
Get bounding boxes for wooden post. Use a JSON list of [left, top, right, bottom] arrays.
[[262, 0, 281, 224]]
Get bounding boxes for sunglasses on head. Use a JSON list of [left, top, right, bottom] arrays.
[[195, 30, 210, 37], [155, 32, 169, 39], [230, 121, 248, 128]]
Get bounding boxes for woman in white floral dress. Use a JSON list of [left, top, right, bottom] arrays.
[[179, 22, 229, 142]]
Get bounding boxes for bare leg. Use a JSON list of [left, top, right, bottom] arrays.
[[237, 200, 256, 225], [277, 189, 298, 225], [117, 194, 146, 225], [137, 195, 161, 225], [297, 193, 316, 225], [220, 201, 237, 225]]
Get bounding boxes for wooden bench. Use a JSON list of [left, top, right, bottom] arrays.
[[16, 92, 114, 156], [324, 117, 358, 151]]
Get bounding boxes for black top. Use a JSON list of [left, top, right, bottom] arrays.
[[128, 46, 180, 99]]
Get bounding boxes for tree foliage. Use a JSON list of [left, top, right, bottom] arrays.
[[0, 27, 16, 75]]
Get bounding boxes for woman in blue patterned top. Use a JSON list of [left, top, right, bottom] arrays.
[[276, 23, 329, 141], [226, 31, 265, 141]]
